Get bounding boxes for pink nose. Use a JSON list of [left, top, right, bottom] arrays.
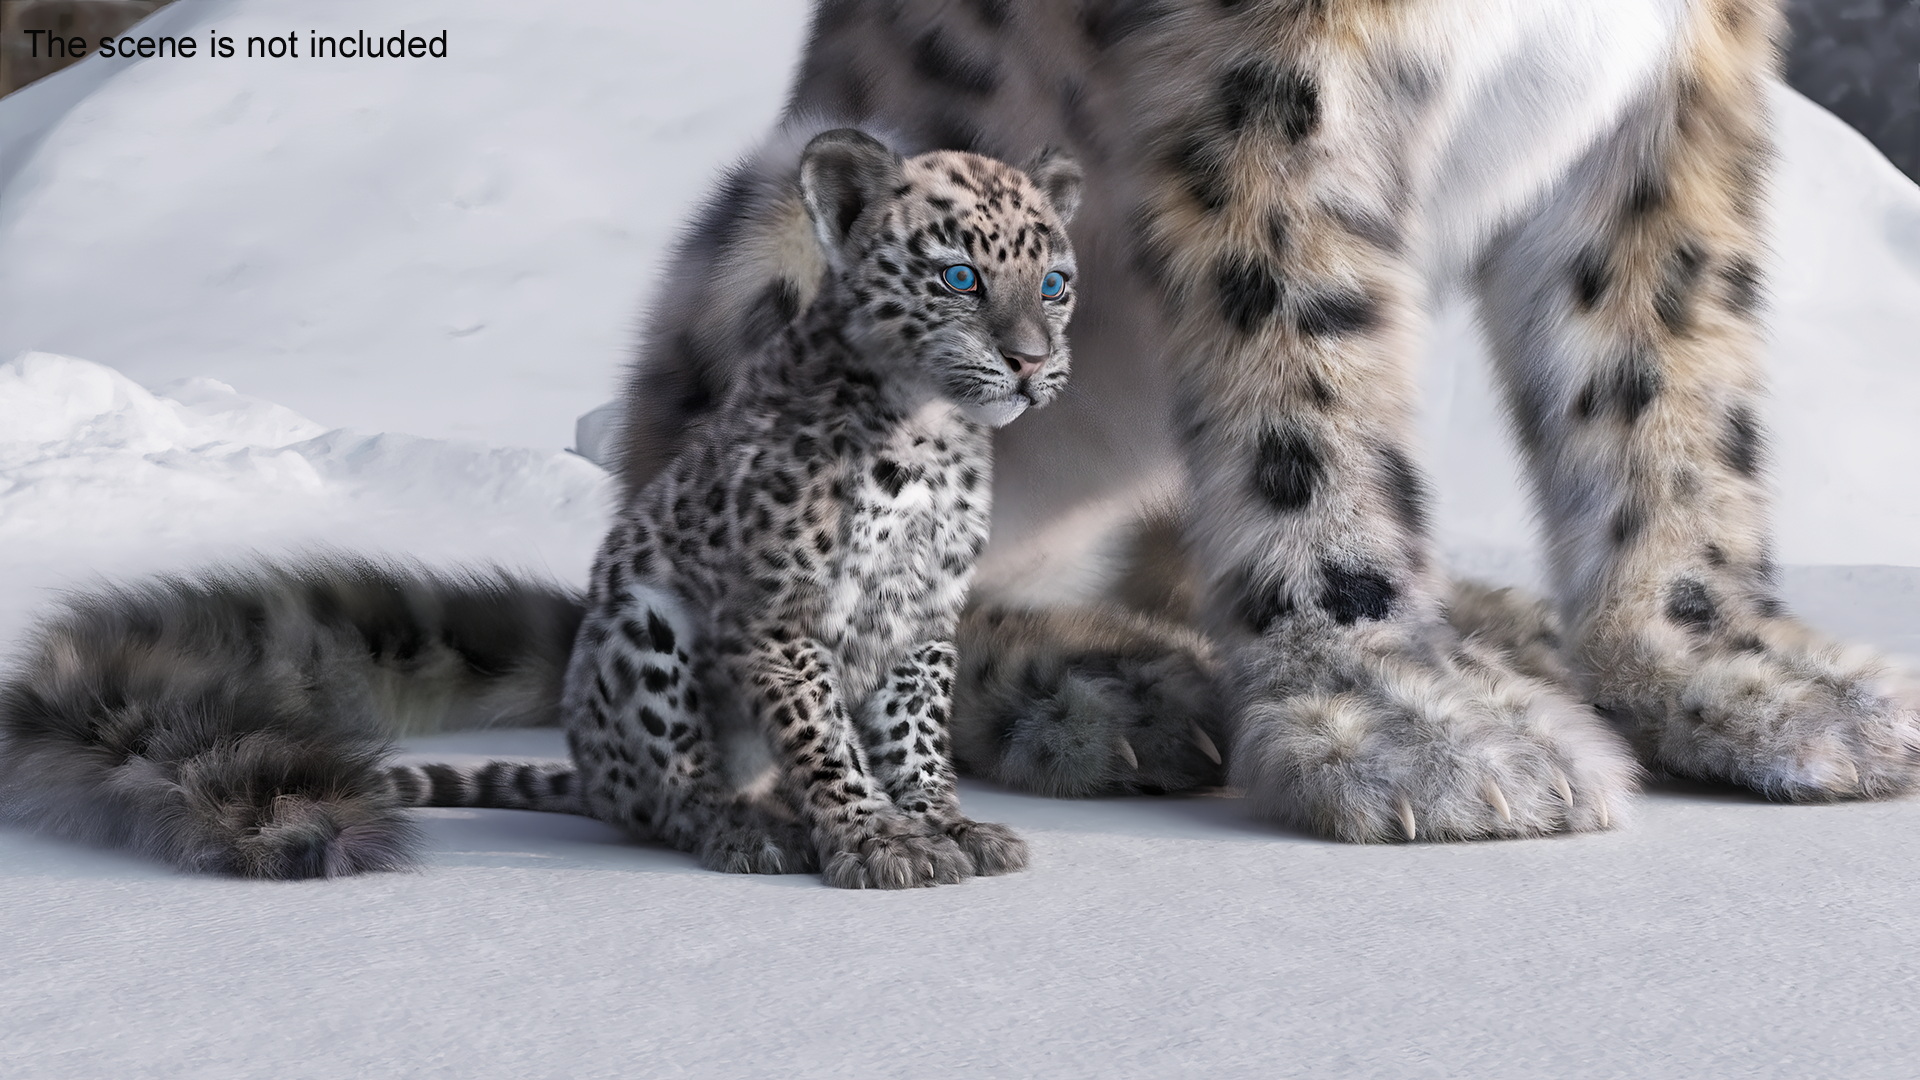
[[1002, 350, 1046, 379]]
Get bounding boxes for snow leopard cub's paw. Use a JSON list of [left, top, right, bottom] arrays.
[[1588, 609, 1920, 800], [695, 806, 818, 875], [1232, 619, 1640, 843], [817, 811, 975, 889]]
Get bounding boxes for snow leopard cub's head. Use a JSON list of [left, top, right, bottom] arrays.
[[799, 129, 1080, 427]]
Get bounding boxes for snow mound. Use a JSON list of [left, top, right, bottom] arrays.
[[0, 350, 608, 546], [0, 352, 328, 544], [0, 352, 322, 452], [0, 352, 612, 642]]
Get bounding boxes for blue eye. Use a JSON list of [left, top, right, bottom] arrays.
[[942, 264, 978, 293], [1041, 271, 1067, 300]]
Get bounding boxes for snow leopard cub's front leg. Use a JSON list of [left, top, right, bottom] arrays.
[[1478, 2, 1920, 798], [853, 640, 1028, 875], [744, 639, 975, 889]]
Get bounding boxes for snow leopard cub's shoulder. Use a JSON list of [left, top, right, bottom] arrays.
[[554, 130, 1085, 887]]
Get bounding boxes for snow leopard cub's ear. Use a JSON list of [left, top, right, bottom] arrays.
[[1024, 147, 1083, 226], [799, 128, 905, 263]]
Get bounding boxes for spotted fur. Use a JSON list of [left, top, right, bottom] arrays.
[[552, 132, 1081, 885], [384, 760, 581, 814]]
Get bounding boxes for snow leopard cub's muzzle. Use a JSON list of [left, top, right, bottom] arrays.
[[955, 310, 1072, 427]]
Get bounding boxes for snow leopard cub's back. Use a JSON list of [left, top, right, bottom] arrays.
[[548, 131, 1086, 886]]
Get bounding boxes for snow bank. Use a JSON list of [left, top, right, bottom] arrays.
[[0, 352, 328, 536], [0, 351, 611, 643]]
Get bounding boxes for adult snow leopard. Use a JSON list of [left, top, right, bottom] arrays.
[[620, 0, 1920, 842], [3, 0, 1917, 878]]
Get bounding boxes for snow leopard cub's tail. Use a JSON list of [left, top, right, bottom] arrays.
[[384, 760, 580, 814], [0, 559, 583, 878]]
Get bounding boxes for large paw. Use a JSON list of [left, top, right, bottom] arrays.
[[1595, 615, 1920, 801], [953, 605, 1228, 797], [817, 814, 975, 889], [695, 808, 818, 875], [939, 817, 1030, 876], [1231, 620, 1640, 842]]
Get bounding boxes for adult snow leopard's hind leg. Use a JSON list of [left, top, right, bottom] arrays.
[[613, 121, 837, 494], [948, 487, 1602, 806], [564, 584, 814, 874], [946, 495, 1230, 799], [854, 640, 1028, 875], [951, 603, 1228, 798], [0, 561, 580, 878], [1477, 0, 1920, 799]]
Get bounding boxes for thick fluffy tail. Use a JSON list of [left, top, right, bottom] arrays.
[[386, 760, 580, 814], [0, 558, 583, 877]]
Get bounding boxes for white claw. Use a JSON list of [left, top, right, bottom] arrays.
[[1483, 780, 1512, 824], [1395, 798, 1417, 842], [1189, 721, 1223, 766], [1116, 736, 1139, 770], [1598, 801, 1611, 830], [1553, 770, 1574, 808]]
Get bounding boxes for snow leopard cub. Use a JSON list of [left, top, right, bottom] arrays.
[[557, 130, 1080, 888]]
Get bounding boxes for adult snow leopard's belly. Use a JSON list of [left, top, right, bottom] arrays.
[[1409, 0, 1691, 281]]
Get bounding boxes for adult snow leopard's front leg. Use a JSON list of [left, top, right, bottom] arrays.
[[854, 640, 1028, 875], [1477, 2, 1920, 799], [1129, 13, 1637, 841], [743, 638, 975, 888]]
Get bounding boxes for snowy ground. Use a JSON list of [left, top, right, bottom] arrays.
[[4, 2, 1920, 1077]]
